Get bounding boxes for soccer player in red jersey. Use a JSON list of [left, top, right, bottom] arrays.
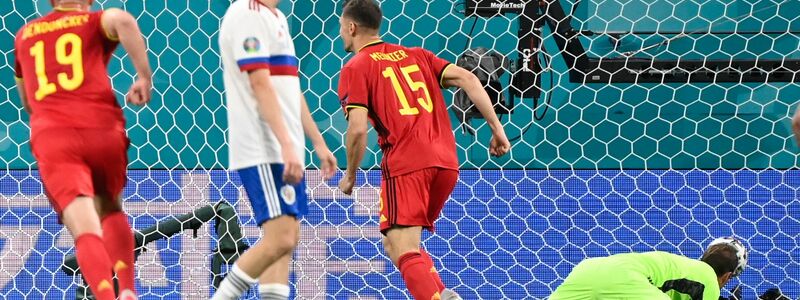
[[13, 1, 151, 299], [336, 1, 511, 299]]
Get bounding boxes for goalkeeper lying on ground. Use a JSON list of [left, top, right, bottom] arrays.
[[550, 237, 748, 300]]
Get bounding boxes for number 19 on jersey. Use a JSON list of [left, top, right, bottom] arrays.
[[29, 33, 85, 100]]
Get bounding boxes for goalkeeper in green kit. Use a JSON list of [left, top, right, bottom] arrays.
[[550, 237, 748, 300]]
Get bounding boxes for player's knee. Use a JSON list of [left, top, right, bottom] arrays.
[[382, 237, 395, 261], [92, 193, 122, 216], [389, 240, 418, 258], [383, 241, 419, 265], [286, 222, 300, 247], [270, 218, 300, 255], [62, 196, 103, 237], [272, 239, 292, 255], [274, 232, 298, 256]]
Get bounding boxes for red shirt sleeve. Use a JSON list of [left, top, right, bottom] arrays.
[[97, 10, 120, 42], [419, 48, 452, 88], [337, 64, 370, 118]]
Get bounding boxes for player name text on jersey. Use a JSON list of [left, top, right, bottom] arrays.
[[369, 49, 409, 62], [22, 14, 90, 40]]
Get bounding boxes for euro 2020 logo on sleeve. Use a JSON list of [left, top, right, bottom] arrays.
[[243, 37, 260, 53], [281, 185, 296, 205]]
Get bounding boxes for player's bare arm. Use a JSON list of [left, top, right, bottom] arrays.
[[301, 94, 337, 180], [248, 69, 303, 184], [14, 77, 31, 114], [101, 8, 152, 106], [792, 104, 800, 148], [441, 65, 511, 157], [338, 107, 368, 195]]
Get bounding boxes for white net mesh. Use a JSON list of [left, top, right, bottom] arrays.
[[0, 0, 798, 299]]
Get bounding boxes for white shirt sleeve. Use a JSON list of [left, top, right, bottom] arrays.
[[226, 9, 273, 71]]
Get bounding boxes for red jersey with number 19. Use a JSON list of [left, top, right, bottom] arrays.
[[338, 41, 458, 178], [14, 9, 123, 135]]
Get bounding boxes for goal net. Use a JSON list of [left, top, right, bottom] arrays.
[[0, 0, 798, 299]]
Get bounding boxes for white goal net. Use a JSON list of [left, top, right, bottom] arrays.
[[0, 0, 798, 299]]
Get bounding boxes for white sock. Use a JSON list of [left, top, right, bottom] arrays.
[[211, 264, 258, 300], [118, 289, 137, 300], [258, 283, 290, 300]]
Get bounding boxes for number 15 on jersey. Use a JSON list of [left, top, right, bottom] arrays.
[[382, 64, 433, 116]]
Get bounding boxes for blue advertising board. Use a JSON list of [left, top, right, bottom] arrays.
[[0, 169, 797, 299]]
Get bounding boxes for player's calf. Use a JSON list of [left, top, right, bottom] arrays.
[[101, 211, 136, 297], [396, 251, 444, 300], [419, 248, 445, 291], [63, 197, 117, 300], [75, 234, 117, 300], [384, 226, 443, 300], [258, 253, 292, 300]]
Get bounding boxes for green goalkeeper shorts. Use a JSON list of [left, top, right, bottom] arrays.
[[549, 257, 671, 300]]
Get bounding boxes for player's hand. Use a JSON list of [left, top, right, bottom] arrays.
[[315, 146, 337, 181], [338, 172, 355, 195], [282, 149, 303, 185], [489, 129, 511, 157], [126, 77, 152, 106]]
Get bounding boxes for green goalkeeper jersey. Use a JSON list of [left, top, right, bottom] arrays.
[[621, 251, 720, 300], [550, 251, 720, 300]]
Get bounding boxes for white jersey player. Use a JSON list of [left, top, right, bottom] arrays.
[[213, 0, 336, 299]]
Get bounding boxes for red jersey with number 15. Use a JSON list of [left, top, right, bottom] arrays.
[[338, 41, 458, 178], [14, 9, 124, 135]]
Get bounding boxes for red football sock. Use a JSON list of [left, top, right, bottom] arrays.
[[419, 248, 445, 291], [101, 212, 136, 293], [75, 234, 116, 300], [398, 251, 442, 300]]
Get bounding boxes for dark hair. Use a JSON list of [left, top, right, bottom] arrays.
[[701, 244, 738, 277], [342, 0, 382, 30]]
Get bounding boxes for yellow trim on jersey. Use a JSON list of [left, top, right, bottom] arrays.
[[99, 10, 120, 42], [345, 105, 368, 112], [15, 76, 23, 82], [54, 7, 82, 12], [344, 105, 368, 120], [439, 63, 453, 88], [358, 40, 383, 52]]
